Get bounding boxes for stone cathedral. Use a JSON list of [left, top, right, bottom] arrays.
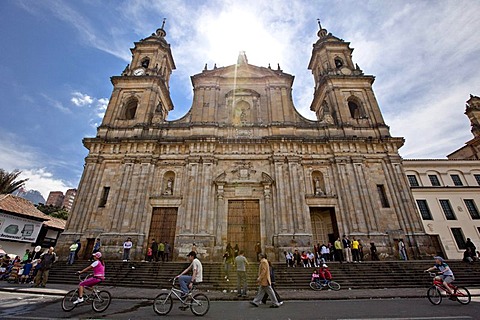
[[58, 23, 435, 261]]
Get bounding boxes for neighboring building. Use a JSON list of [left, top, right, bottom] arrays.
[[58, 23, 433, 261], [404, 159, 480, 259], [46, 191, 64, 207], [405, 95, 480, 260], [62, 189, 77, 212], [0, 194, 65, 257]]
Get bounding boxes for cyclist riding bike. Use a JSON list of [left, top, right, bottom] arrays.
[[424, 256, 455, 298], [175, 251, 203, 298], [73, 251, 105, 304]]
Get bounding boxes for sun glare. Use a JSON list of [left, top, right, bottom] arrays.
[[200, 8, 284, 67]]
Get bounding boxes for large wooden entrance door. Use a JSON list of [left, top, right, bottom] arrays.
[[227, 200, 260, 260], [310, 207, 336, 245], [149, 207, 178, 257]]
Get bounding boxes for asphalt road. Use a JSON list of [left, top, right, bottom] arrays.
[[1, 292, 479, 320]]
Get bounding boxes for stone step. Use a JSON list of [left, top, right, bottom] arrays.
[[47, 260, 480, 290]]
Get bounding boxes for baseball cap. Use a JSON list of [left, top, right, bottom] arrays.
[[322, 264, 328, 268], [433, 256, 444, 262], [93, 252, 102, 258]]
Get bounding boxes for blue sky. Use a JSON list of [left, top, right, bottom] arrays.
[[1, 0, 479, 199]]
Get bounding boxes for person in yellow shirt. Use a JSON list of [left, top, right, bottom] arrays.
[[352, 237, 360, 262]]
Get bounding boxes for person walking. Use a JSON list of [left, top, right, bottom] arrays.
[[122, 237, 133, 262], [249, 253, 281, 308], [235, 250, 249, 297], [91, 238, 101, 261], [33, 247, 56, 287], [67, 241, 79, 265], [261, 260, 283, 305]]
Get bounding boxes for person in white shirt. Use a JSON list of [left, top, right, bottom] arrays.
[[176, 251, 203, 296], [122, 238, 133, 262]]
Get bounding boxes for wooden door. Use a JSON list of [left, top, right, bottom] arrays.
[[310, 208, 334, 245], [149, 207, 178, 256], [227, 200, 260, 260]]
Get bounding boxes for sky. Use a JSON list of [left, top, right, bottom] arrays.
[[0, 0, 479, 199]]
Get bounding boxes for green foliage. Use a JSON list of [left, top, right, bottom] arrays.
[[0, 168, 28, 194], [35, 203, 69, 220]]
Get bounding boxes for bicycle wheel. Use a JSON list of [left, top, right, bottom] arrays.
[[92, 290, 112, 312], [427, 286, 442, 305], [328, 281, 341, 291], [309, 281, 322, 291], [190, 293, 210, 316], [455, 286, 471, 305], [62, 289, 79, 312], [153, 292, 173, 315]]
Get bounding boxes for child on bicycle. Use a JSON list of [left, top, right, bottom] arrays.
[[311, 269, 321, 284], [318, 264, 332, 283], [425, 256, 455, 297], [73, 251, 105, 304]]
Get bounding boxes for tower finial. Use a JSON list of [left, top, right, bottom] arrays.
[[161, 18, 166, 30], [316, 18, 328, 38]]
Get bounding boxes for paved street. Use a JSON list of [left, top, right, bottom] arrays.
[[1, 292, 479, 320]]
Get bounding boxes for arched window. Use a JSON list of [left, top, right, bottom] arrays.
[[348, 100, 361, 119], [124, 98, 138, 120], [334, 58, 343, 69], [141, 57, 150, 68]]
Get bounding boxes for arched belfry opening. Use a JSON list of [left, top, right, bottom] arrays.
[[347, 98, 363, 119]]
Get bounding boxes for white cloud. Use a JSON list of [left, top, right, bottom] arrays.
[[20, 168, 71, 199], [41, 93, 71, 114], [71, 91, 94, 107], [0, 131, 72, 199]]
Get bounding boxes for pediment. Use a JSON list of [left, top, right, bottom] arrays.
[[193, 63, 291, 80]]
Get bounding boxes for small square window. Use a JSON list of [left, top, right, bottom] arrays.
[[428, 175, 441, 186], [450, 174, 463, 186], [407, 175, 419, 187]]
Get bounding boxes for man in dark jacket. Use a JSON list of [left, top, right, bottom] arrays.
[[33, 247, 56, 287]]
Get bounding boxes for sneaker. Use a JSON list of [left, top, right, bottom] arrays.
[[73, 297, 84, 304], [226, 278, 230, 282], [270, 304, 280, 308], [249, 301, 259, 307], [279, 301, 284, 305]]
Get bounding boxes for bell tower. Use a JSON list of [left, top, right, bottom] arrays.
[[308, 20, 390, 138], [98, 20, 176, 137]]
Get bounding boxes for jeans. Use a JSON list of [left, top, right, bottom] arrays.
[[67, 252, 75, 265], [123, 248, 131, 261], [178, 275, 192, 294]]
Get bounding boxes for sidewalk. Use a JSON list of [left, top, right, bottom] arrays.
[[1, 281, 479, 300]]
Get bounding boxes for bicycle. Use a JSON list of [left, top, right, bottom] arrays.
[[153, 278, 210, 316], [61, 273, 112, 312], [425, 272, 471, 305], [309, 278, 341, 291]]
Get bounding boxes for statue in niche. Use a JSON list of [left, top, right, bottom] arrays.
[[164, 178, 174, 195], [314, 177, 324, 196]]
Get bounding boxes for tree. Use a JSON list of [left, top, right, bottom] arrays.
[[35, 203, 69, 220], [0, 168, 28, 194]]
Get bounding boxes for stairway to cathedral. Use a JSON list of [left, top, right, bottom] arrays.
[[48, 260, 480, 291]]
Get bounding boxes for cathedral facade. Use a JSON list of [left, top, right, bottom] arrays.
[[58, 23, 435, 261]]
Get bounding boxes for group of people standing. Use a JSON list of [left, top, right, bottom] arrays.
[[119, 238, 172, 262]]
